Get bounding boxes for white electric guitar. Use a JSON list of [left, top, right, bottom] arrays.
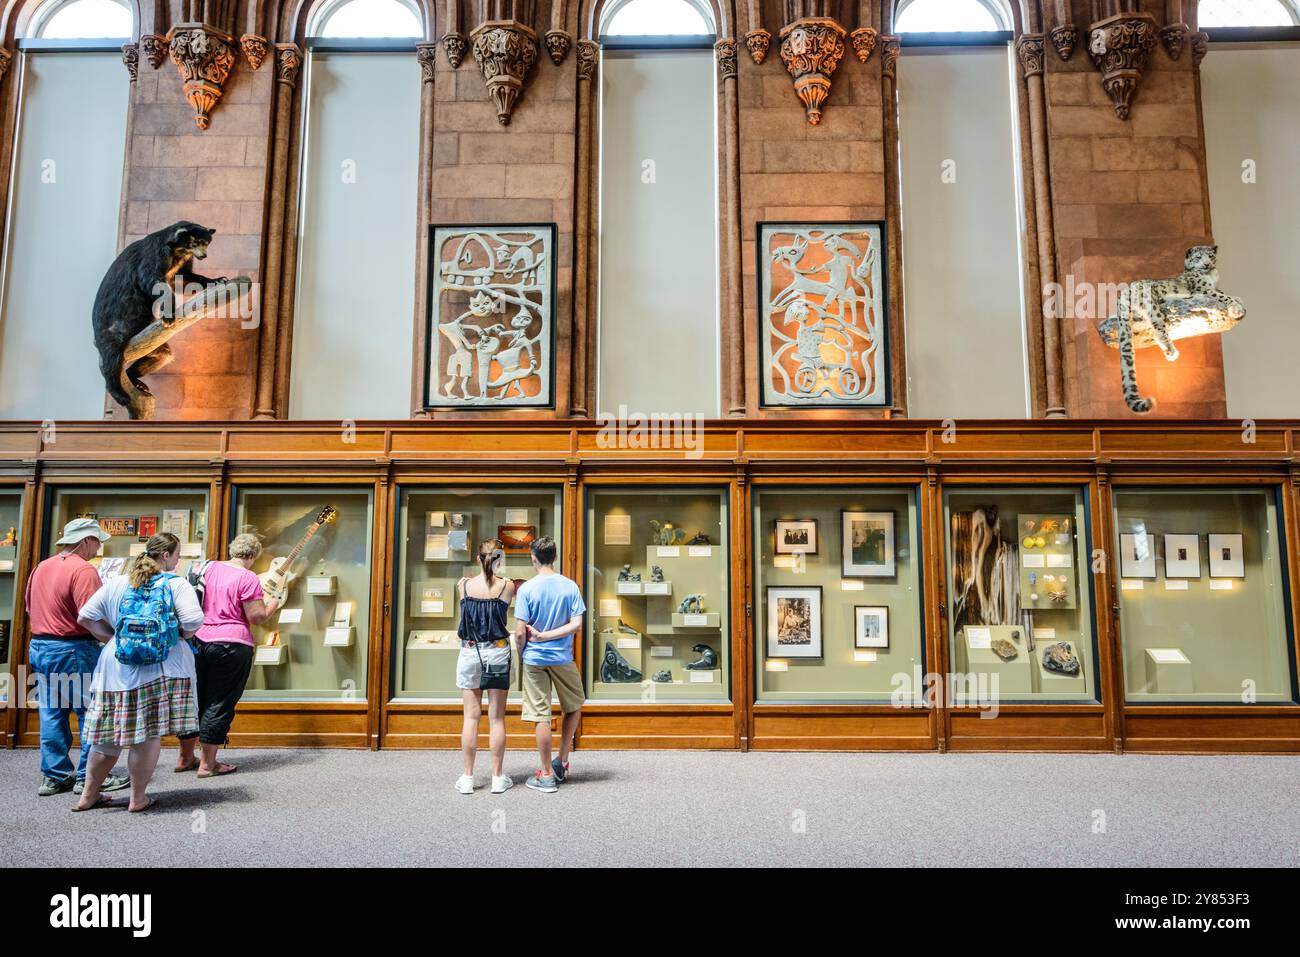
[[258, 505, 337, 603]]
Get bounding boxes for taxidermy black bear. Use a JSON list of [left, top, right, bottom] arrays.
[[92, 221, 225, 412]]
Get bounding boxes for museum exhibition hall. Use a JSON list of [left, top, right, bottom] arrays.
[[0, 0, 1295, 755]]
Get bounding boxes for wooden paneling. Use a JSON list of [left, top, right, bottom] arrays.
[[0, 419, 1296, 754]]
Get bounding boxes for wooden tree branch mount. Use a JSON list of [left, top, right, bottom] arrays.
[[120, 277, 252, 419]]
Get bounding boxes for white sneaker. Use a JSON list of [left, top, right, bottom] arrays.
[[455, 774, 475, 795], [491, 774, 514, 794]]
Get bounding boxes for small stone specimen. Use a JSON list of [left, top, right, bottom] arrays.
[[600, 642, 642, 683], [991, 638, 1018, 661], [1043, 641, 1080, 675], [686, 531, 712, 546], [650, 565, 664, 583], [651, 670, 672, 683], [686, 644, 717, 670]]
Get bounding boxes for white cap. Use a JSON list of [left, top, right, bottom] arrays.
[[55, 517, 110, 546]]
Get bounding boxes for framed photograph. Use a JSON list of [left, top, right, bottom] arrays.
[[424, 223, 557, 410], [766, 586, 822, 659], [497, 523, 536, 553], [854, 605, 889, 649], [137, 515, 159, 540], [1119, 532, 1157, 579], [757, 222, 890, 408], [841, 510, 895, 577], [1208, 533, 1245, 579], [1163, 533, 1202, 579], [161, 508, 191, 543], [774, 518, 818, 555]]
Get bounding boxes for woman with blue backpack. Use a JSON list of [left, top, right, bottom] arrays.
[[73, 532, 204, 812]]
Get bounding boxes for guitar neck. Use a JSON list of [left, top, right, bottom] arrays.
[[278, 522, 320, 571]]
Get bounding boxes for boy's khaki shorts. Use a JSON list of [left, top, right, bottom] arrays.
[[521, 661, 585, 722]]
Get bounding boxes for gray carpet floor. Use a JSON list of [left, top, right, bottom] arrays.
[[3, 748, 1298, 867]]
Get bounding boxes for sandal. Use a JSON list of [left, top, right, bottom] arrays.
[[128, 796, 159, 813], [196, 763, 237, 778], [71, 794, 117, 812], [173, 760, 200, 773]]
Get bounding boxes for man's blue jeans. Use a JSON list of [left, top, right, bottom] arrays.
[[28, 637, 101, 782]]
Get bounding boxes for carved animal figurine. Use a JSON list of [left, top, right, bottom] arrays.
[[600, 618, 639, 636], [651, 669, 672, 683], [686, 531, 712, 546], [600, 642, 642, 683], [677, 593, 705, 615], [1097, 245, 1244, 414], [685, 644, 717, 670], [1042, 641, 1080, 676], [92, 222, 227, 418], [649, 520, 687, 547], [650, 565, 664, 583], [617, 564, 641, 582]]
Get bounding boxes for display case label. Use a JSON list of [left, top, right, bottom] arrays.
[[656, 546, 681, 558], [683, 613, 708, 627], [1032, 628, 1056, 641], [323, 626, 353, 647], [421, 600, 445, 615], [616, 637, 639, 650], [278, 608, 303, 624], [853, 651, 877, 663], [840, 579, 864, 591], [603, 514, 631, 546], [504, 508, 530, 525], [965, 627, 992, 648], [1046, 553, 1072, 568], [1209, 579, 1234, 591], [129, 543, 146, 557], [650, 646, 673, 657], [1148, 648, 1189, 664], [688, 545, 712, 558], [689, 670, 715, 683], [615, 582, 642, 595], [765, 660, 789, 672], [1121, 579, 1145, 590], [598, 598, 622, 618], [307, 576, 336, 595], [179, 543, 202, 558], [0, 560, 12, 572], [1022, 554, 1046, 568], [643, 582, 670, 595], [1164, 580, 1189, 591]]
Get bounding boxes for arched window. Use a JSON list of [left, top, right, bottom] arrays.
[[1198, 0, 1299, 26], [288, 0, 422, 419], [602, 0, 712, 36], [895, 0, 1010, 32], [0, 0, 132, 419], [596, 0, 721, 418], [310, 0, 423, 38], [26, 0, 130, 39]]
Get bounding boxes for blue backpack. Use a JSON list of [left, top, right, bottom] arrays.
[[114, 573, 181, 665]]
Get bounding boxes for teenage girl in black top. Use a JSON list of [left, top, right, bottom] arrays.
[[454, 539, 517, 795]]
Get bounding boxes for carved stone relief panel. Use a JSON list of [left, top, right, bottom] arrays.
[[425, 225, 556, 409], [758, 223, 890, 408]]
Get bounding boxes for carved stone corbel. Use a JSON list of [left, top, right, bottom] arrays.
[[879, 34, 900, 80], [0, 48, 11, 84], [416, 41, 438, 83], [716, 37, 737, 81], [850, 26, 877, 63], [1190, 30, 1209, 68], [779, 17, 846, 125], [1049, 23, 1077, 60], [275, 43, 302, 87], [744, 28, 771, 64], [240, 34, 268, 70], [470, 20, 538, 125], [168, 24, 237, 131], [122, 43, 139, 81], [139, 34, 167, 69], [1160, 22, 1188, 60], [544, 29, 571, 64], [1087, 12, 1158, 120], [576, 37, 598, 79], [1016, 33, 1045, 78], [443, 32, 467, 67]]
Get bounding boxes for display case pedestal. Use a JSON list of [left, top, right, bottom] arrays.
[[1145, 648, 1193, 694]]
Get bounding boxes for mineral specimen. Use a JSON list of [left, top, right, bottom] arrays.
[[1042, 641, 1080, 675], [991, 638, 1018, 661]]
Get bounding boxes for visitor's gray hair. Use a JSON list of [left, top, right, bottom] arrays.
[[228, 532, 263, 561]]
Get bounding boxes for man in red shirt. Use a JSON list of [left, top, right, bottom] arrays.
[[26, 518, 129, 797]]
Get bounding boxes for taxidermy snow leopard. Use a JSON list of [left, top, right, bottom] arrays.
[[1096, 245, 1244, 414]]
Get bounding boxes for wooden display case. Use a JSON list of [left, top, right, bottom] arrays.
[[0, 419, 1295, 754]]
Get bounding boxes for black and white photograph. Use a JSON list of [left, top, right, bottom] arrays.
[[774, 518, 818, 555], [1119, 531, 1157, 579], [841, 510, 895, 577], [766, 586, 823, 659], [1208, 533, 1246, 578], [1163, 533, 1202, 579], [854, 605, 889, 649]]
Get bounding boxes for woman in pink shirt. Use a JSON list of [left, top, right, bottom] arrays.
[[175, 533, 280, 777]]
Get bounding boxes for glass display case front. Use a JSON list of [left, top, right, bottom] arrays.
[[1114, 488, 1296, 703], [754, 486, 923, 702], [943, 486, 1097, 703], [586, 487, 730, 702], [46, 484, 211, 576], [233, 485, 373, 701], [0, 491, 22, 674], [391, 485, 562, 699]]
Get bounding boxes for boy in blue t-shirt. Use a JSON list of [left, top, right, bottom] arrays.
[[513, 536, 586, 793]]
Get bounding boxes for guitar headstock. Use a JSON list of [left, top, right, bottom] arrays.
[[316, 505, 338, 526]]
